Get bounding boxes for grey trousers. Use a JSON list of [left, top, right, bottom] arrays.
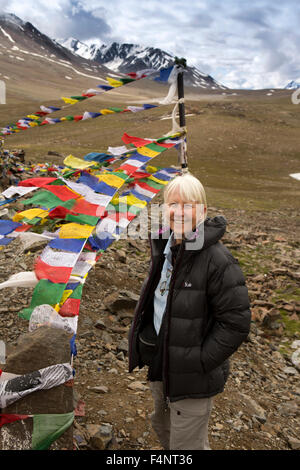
[[149, 381, 213, 450]]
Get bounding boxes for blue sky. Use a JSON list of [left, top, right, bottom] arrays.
[[1, 0, 300, 89]]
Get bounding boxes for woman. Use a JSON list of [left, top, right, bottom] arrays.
[[128, 173, 251, 450]]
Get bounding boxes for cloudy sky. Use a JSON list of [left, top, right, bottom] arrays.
[[1, 0, 300, 89]]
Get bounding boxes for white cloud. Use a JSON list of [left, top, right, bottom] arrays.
[[0, 0, 300, 89]]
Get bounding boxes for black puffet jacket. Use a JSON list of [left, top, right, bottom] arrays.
[[128, 215, 252, 402]]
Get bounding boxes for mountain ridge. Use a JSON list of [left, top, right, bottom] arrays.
[[57, 37, 227, 90]]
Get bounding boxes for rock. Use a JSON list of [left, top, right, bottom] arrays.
[[283, 367, 298, 375], [277, 401, 299, 418], [127, 381, 148, 391], [47, 150, 63, 157], [287, 436, 300, 450], [101, 330, 114, 345], [116, 250, 127, 263], [86, 423, 113, 450], [239, 393, 267, 424], [116, 351, 125, 361], [117, 338, 128, 354], [89, 386, 109, 394], [105, 290, 139, 313], [94, 320, 106, 330], [252, 300, 275, 309], [213, 423, 224, 431], [291, 349, 300, 369]]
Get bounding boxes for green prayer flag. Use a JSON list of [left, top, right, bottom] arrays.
[[119, 78, 135, 85], [32, 412, 74, 450], [145, 142, 165, 153], [70, 283, 83, 300], [23, 190, 63, 209], [70, 96, 87, 101], [19, 280, 67, 320], [65, 213, 99, 226], [108, 107, 123, 113], [139, 178, 164, 190], [22, 217, 42, 226]]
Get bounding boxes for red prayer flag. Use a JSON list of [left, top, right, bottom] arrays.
[[121, 133, 153, 147], [35, 258, 72, 284], [59, 298, 80, 317], [14, 224, 31, 232], [18, 177, 57, 187], [43, 185, 80, 201], [0, 414, 30, 428], [48, 206, 74, 219], [115, 163, 138, 174], [72, 199, 105, 217]]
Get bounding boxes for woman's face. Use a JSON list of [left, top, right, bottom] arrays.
[[164, 187, 206, 239]]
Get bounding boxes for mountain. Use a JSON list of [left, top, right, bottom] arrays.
[[0, 13, 114, 103], [58, 38, 227, 90], [285, 80, 300, 89]]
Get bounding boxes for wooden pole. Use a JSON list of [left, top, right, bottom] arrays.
[[175, 57, 188, 170]]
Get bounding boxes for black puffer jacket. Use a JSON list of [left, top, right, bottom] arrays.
[[128, 216, 251, 402]]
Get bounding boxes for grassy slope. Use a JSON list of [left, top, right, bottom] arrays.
[[1, 86, 300, 211]]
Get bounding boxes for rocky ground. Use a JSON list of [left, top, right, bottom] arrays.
[[0, 204, 299, 451]]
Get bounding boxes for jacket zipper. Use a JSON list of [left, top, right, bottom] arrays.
[[162, 240, 186, 407], [128, 233, 161, 371], [139, 336, 156, 347]]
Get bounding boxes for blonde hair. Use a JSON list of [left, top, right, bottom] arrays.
[[164, 173, 207, 219]]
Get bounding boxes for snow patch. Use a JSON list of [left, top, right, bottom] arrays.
[[0, 26, 15, 43]]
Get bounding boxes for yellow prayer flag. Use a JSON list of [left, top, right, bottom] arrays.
[[145, 165, 158, 173], [60, 289, 73, 306], [29, 122, 39, 127], [136, 146, 159, 158], [118, 194, 147, 208], [61, 97, 79, 105], [97, 173, 125, 188], [99, 109, 115, 115], [59, 223, 94, 239], [13, 208, 49, 222], [106, 77, 123, 88], [64, 154, 98, 169], [27, 114, 40, 120]]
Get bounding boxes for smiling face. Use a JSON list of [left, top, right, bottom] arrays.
[[164, 186, 206, 241]]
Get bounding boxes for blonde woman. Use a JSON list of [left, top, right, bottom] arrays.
[[128, 173, 251, 450]]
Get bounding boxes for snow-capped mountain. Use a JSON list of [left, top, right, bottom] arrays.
[[58, 38, 227, 90], [285, 80, 300, 89], [0, 13, 80, 62], [55, 37, 101, 61]]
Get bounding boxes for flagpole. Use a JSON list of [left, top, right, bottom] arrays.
[[175, 57, 188, 171]]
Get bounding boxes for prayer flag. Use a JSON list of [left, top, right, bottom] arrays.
[[0, 363, 73, 408], [32, 412, 74, 450], [0, 414, 30, 427]]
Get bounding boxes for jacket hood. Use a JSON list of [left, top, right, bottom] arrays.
[[200, 215, 227, 250]]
